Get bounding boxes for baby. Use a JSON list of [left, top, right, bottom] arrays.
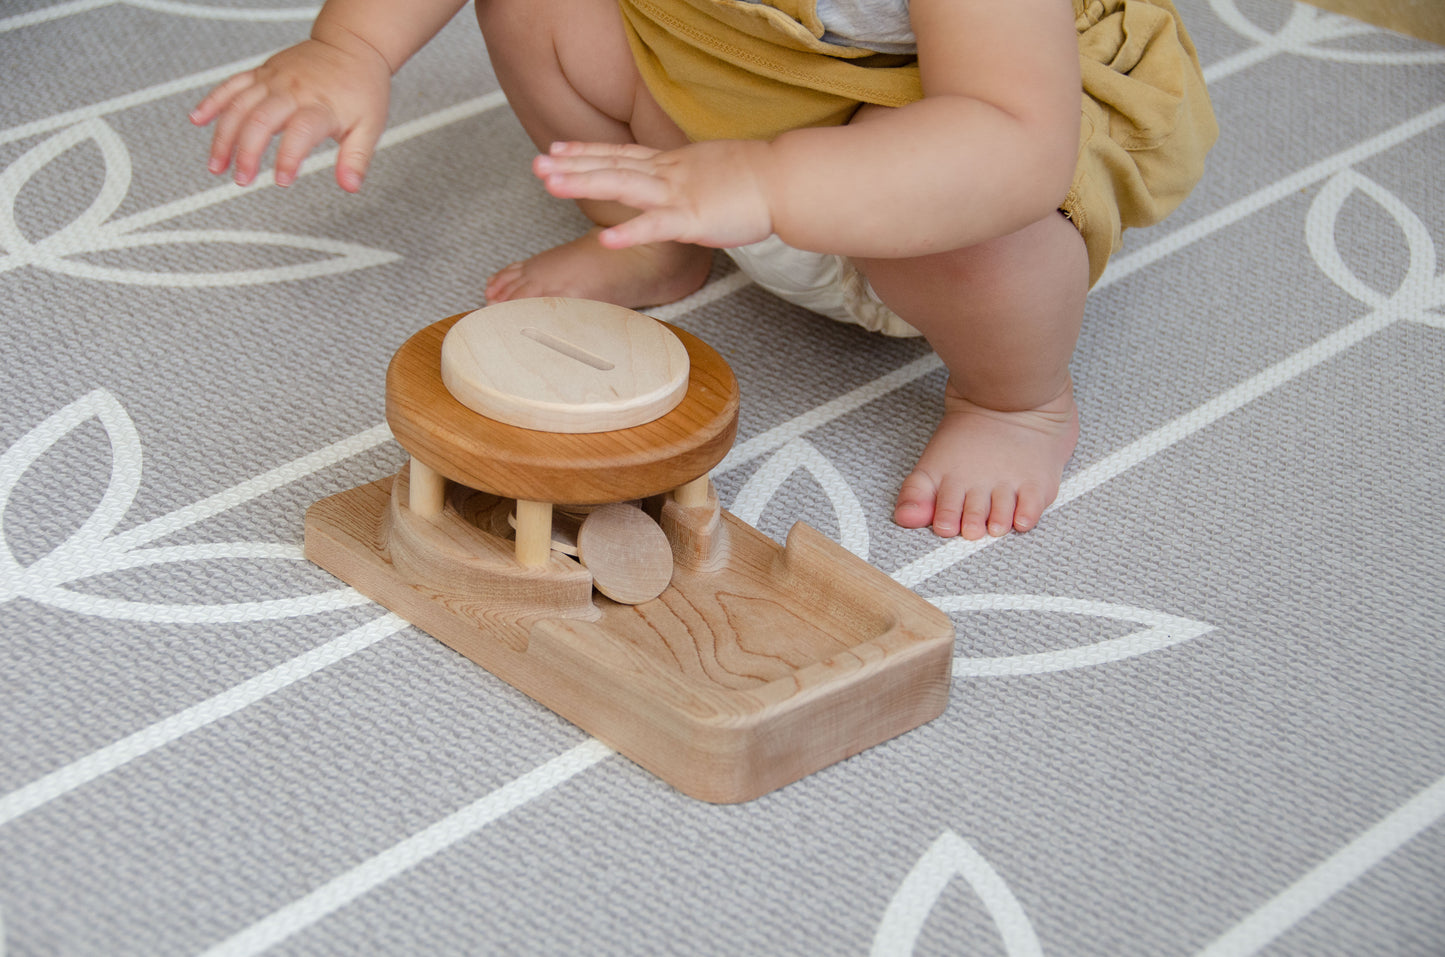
[[193, 0, 1216, 540]]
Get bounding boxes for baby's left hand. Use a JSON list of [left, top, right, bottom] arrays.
[[533, 141, 774, 250]]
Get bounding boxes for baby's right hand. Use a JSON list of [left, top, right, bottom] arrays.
[[190, 37, 392, 192]]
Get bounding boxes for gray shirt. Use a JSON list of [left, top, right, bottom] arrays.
[[814, 0, 915, 53]]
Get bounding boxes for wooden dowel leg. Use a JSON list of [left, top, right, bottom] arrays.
[[514, 500, 554, 566], [409, 457, 446, 517], [673, 474, 711, 508]]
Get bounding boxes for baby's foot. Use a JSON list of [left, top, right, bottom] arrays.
[[894, 380, 1079, 539], [484, 227, 713, 308]]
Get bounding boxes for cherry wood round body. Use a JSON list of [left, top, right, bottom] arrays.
[[387, 312, 740, 505]]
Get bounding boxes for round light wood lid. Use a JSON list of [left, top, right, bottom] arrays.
[[440, 298, 690, 434]]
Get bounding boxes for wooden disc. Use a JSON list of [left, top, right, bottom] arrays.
[[440, 298, 690, 434], [576, 504, 673, 605]]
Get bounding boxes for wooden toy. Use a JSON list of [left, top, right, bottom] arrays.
[[305, 298, 954, 803]]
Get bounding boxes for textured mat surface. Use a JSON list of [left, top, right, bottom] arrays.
[[1, 1, 1443, 954]]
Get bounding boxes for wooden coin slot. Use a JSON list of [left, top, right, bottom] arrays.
[[520, 327, 615, 372]]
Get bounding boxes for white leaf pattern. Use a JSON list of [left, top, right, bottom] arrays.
[[122, 0, 319, 21], [1305, 169, 1442, 315], [0, 119, 399, 287], [0, 119, 131, 255], [0, 391, 369, 621], [1209, 0, 1445, 66], [0, 0, 316, 32], [872, 831, 1043, 957], [731, 438, 870, 558], [938, 595, 1217, 677]]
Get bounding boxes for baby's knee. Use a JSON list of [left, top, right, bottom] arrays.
[[852, 240, 1000, 307]]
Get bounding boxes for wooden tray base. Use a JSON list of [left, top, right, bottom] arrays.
[[305, 465, 955, 803]]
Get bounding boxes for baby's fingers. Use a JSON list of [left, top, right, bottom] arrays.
[[273, 103, 342, 187], [189, 71, 256, 127], [547, 141, 660, 162], [596, 210, 690, 249], [533, 150, 661, 183], [538, 165, 672, 210], [230, 92, 302, 186], [334, 122, 382, 192], [204, 81, 270, 176]]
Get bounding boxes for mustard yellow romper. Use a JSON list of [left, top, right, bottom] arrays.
[[618, 0, 1219, 336]]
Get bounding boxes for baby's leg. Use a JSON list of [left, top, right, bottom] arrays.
[[474, 0, 712, 306], [854, 210, 1089, 539]]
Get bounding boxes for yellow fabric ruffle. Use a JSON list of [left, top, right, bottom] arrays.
[[617, 0, 921, 142], [1066, 0, 1219, 284]]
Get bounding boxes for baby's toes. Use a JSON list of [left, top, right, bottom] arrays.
[[987, 486, 1019, 538], [951, 485, 991, 540], [893, 472, 938, 530], [1012, 483, 1047, 533], [484, 262, 525, 303], [924, 476, 968, 538]]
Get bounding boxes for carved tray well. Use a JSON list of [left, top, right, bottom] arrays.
[[305, 468, 954, 804]]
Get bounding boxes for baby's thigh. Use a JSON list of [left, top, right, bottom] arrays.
[[476, 0, 686, 149]]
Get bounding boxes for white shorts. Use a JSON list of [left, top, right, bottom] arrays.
[[723, 235, 923, 338]]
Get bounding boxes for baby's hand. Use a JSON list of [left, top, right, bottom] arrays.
[[534, 141, 774, 250], [190, 38, 391, 192]]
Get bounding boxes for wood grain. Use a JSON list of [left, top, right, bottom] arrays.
[[672, 474, 711, 507], [407, 456, 446, 517], [382, 466, 598, 629], [440, 298, 690, 433], [507, 506, 583, 556], [388, 312, 738, 505], [659, 480, 727, 573], [305, 470, 955, 803], [513, 500, 555, 567]]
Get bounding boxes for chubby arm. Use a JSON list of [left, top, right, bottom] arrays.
[[536, 0, 1079, 258], [191, 0, 468, 191]]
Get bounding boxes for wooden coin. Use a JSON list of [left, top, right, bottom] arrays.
[[487, 500, 516, 540], [440, 297, 690, 433], [576, 504, 674, 605]]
